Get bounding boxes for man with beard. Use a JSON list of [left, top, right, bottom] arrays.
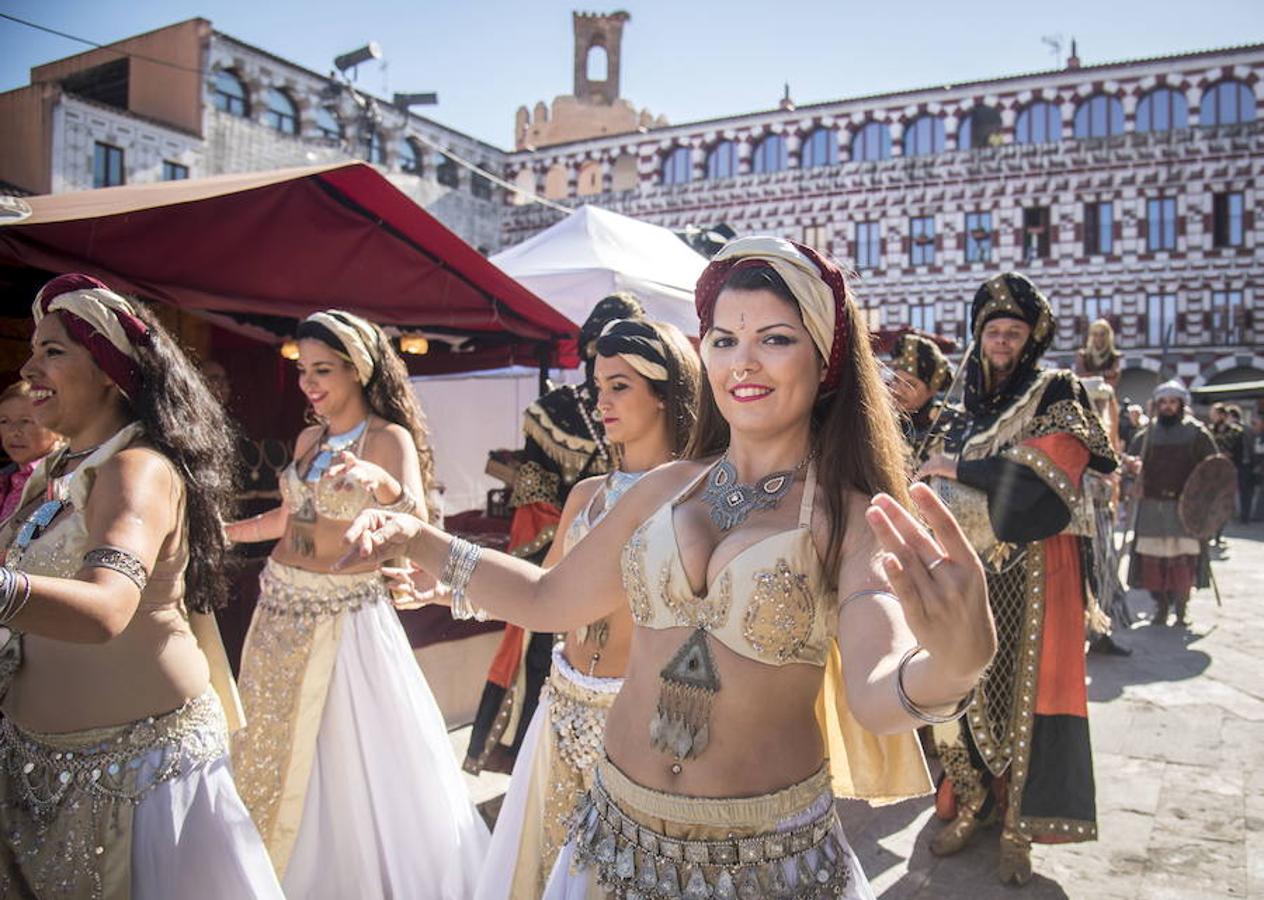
[[1126, 380, 1217, 627], [464, 293, 644, 774], [919, 273, 1117, 885], [889, 332, 954, 465]]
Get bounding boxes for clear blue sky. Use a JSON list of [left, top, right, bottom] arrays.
[[1, 0, 1259, 148]]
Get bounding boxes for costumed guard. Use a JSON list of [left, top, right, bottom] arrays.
[[889, 332, 954, 466], [464, 293, 644, 774], [919, 273, 1117, 885], [1125, 380, 1220, 627]]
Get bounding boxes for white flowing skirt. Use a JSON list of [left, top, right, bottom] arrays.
[[474, 687, 549, 900], [133, 752, 285, 899], [281, 598, 490, 899], [541, 791, 876, 900]]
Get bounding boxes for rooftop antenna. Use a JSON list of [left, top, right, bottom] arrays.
[[1040, 34, 1064, 67]]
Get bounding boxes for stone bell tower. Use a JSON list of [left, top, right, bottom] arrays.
[[573, 10, 629, 105], [514, 10, 666, 150]]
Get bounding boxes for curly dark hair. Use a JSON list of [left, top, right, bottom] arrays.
[[296, 315, 440, 522], [124, 304, 239, 613]]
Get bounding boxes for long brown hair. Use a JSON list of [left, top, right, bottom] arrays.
[[646, 321, 701, 457], [298, 317, 440, 522], [684, 265, 910, 581]]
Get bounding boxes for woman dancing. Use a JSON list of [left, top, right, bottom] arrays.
[[460, 319, 700, 899], [344, 237, 995, 898], [227, 310, 488, 897], [0, 274, 282, 898]]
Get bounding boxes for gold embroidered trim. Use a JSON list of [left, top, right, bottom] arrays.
[[967, 542, 1045, 779], [950, 370, 1057, 461], [510, 525, 557, 560], [509, 460, 561, 508], [663, 567, 732, 631], [743, 560, 814, 664], [1019, 397, 1117, 465], [622, 524, 653, 624], [522, 408, 603, 481], [1002, 444, 1082, 511], [1013, 814, 1097, 842]]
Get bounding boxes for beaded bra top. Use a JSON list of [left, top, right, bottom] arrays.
[[620, 460, 837, 667], [562, 469, 645, 555], [278, 421, 376, 523]]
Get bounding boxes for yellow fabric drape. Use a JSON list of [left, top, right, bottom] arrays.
[[190, 610, 246, 734], [815, 640, 932, 805]]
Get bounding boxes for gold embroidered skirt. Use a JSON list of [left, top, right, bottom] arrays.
[[0, 690, 229, 900], [231, 559, 387, 877], [560, 758, 860, 899]]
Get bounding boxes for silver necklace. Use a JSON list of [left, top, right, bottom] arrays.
[[701, 451, 814, 532]]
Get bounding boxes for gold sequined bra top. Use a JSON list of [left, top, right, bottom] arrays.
[[620, 460, 837, 667], [277, 422, 376, 523]]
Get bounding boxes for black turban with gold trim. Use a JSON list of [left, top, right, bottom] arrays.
[[964, 272, 1056, 418], [891, 333, 951, 394]]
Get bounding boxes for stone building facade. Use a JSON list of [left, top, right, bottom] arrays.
[[502, 42, 1264, 396], [0, 19, 505, 253]]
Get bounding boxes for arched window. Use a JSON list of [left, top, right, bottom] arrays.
[[1073, 95, 1125, 138], [750, 134, 786, 174], [705, 141, 737, 180], [611, 154, 638, 192], [577, 161, 603, 196], [587, 45, 608, 81], [850, 122, 891, 162], [1136, 88, 1189, 132], [510, 169, 535, 206], [212, 69, 249, 117], [1200, 80, 1256, 126], [315, 106, 343, 141], [1015, 101, 1062, 144], [661, 147, 691, 185], [436, 153, 460, 188], [263, 88, 298, 134], [364, 130, 386, 165], [903, 115, 945, 157], [957, 106, 1002, 149], [398, 139, 421, 174], [800, 127, 837, 168]]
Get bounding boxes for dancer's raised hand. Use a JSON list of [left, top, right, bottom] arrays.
[[337, 508, 424, 571], [865, 482, 995, 685]]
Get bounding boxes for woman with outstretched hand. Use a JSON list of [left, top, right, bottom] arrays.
[[343, 237, 995, 898]]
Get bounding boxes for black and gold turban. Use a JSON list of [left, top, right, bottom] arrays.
[[891, 333, 951, 394]]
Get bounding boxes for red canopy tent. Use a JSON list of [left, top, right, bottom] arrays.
[[0, 161, 578, 375]]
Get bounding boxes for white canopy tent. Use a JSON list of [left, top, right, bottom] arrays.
[[490, 204, 706, 336], [421, 206, 708, 515]]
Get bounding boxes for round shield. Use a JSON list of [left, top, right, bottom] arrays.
[[1177, 454, 1238, 541]]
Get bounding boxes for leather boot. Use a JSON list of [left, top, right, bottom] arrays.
[[997, 829, 1033, 885], [1152, 592, 1170, 626], [930, 799, 985, 856], [1174, 590, 1189, 626]]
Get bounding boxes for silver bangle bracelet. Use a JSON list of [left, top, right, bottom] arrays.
[[839, 588, 898, 615], [380, 484, 418, 515], [0, 566, 32, 625], [440, 537, 486, 621], [896, 645, 974, 725]]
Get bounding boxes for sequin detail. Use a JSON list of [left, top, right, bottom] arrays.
[[570, 768, 852, 899], [0, 690, 228, 899], [744, 560, 817, 665], [622, 524, 654, 624], [664, 568, 732, 631]]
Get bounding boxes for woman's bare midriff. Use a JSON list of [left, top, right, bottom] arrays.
[[4, 608, 210, 733], [271, 515, 385, 576], [560, 608, 635, 678], [603, 624, 826, 797]]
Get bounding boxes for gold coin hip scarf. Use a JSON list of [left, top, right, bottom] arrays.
[[569, 760, 852, 899], [547, 645, 623, 774], [256, 558, 388, 619], [0, 689, 228, 900]]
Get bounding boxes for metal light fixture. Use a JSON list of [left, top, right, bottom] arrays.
[[399, 334, 430, 355], [394, 92, 439, 110], [334, 43, 382, 73], [280, 340, 300, 360]]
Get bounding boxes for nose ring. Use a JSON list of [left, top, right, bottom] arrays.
[[732, 368, 751, 383]]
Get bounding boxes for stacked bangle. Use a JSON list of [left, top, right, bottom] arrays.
[[896, 645, 975, 725], [0, 566, 33, 625], [381, 485, 418, 515], [439, 537, 486, 621]]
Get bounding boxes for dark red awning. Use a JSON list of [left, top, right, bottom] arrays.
[[0, 162, 578, 371]]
